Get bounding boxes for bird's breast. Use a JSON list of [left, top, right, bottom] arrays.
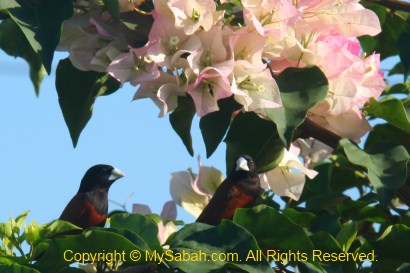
[[220, 186, 256, 219], [84, 200, 107, 227]]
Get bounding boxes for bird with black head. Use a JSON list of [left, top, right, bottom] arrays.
[[196, 155, 260, 225]]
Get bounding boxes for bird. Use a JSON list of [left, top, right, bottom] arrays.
[[196, 155, 260, 225], [59, 164, 125, 229]]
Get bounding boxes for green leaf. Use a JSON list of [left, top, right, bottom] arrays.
[[0, 255, 27, 265], [309, 232, 343, 257], [120, 11, 153, 47], [365, 97, 410, 134], [109, 213, 163, 252], [0, 19, 46, 96], [384, 83, 410, 95], [0, 222, 12, 239], [336, 200, 389, 223], [396, 263, 410, 273], [311, 214, 342, 237], [200, 97, 241, 158], [266, 67, 328, 148], [15, 211, 29, 230], [335, 222, 357, 251], [224, 112, 285, 174], [388, 63, 404, 77], [397, 31, 410, 81], [365, 123, 410, 153], [233, 205, 322, 271], [56, 58, 121, 147], [309, 232, 357, 272], [169, 96, 196, 156], [217, 0, 243, 14], [0, 1, 19, 9], [5, 0, 73, 73], [167, 221, 274, 273], [103, 0, 120, 21], [39, 220, 82, 239], [35, 229, 147, 272], [373, 225, 410, 262], [0, 264, 41, 273], [327, 155, 369, 194], [338, 139, 409, 206], [283, 208, 316, 228]]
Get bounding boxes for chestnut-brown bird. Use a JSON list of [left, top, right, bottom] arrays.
[[59, 164, 125, 228], [196, 155, 260, 225]]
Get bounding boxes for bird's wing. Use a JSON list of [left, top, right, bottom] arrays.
[[196, 178, 234, 224], [59, 193, 87, 227]]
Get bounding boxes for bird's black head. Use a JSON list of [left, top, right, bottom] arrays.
[[78, 164, 125, 192], [231, 155, 258, 178]]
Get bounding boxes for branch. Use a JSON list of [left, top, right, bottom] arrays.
[[297, 118, 410, 207], [296, 118, 341, 148], [364, 0, 410, 12]]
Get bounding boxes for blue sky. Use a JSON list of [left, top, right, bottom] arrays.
[[0, 51, 228, 226]]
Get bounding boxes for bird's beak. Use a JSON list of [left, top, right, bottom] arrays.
[[109, 167, 125, 181], [236, 157, 249, 171]]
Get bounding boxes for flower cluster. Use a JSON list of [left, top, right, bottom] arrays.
[[59, 0, 385, 140]]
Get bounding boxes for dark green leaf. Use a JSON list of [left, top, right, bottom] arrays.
[[384, 83, 410, 95], [296, 163, 332, 204], [365, 97, 410, 134], [167, 221, 273, 273], [373, 225, 410, 262], [365, 123, 410, 153], [35, 229, 147, 272], [309, 232, 356, 273], [224, 112, 284, 174], [103, 0, 120, 21], [305, 155, 369, 200], [109, 213, 163, 252], [266, 67, 328, 148], [397, 263, 410, 273], [0, 264, 41, 273], [310, 231, 343, 256], [0, 256, 27, 265], [283, 208, 316, 228], [200, 97, 241, 158], [305, 193, 349, 211], [254, 190, 280, 210], [397, 31, 410, 81], [6, 0, 73, 73], [217, 0, 243, 14], [233, 205, 322, 271], [169, 96, 196, 156], [388, 63, 404, 77], [336, 201, 389, 223], [0, 19, 45, 95], [120, 11, 153, 47], [311, 214, 341, 237], [56, 58, 121, 147], [338, 139, 409, 206]]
